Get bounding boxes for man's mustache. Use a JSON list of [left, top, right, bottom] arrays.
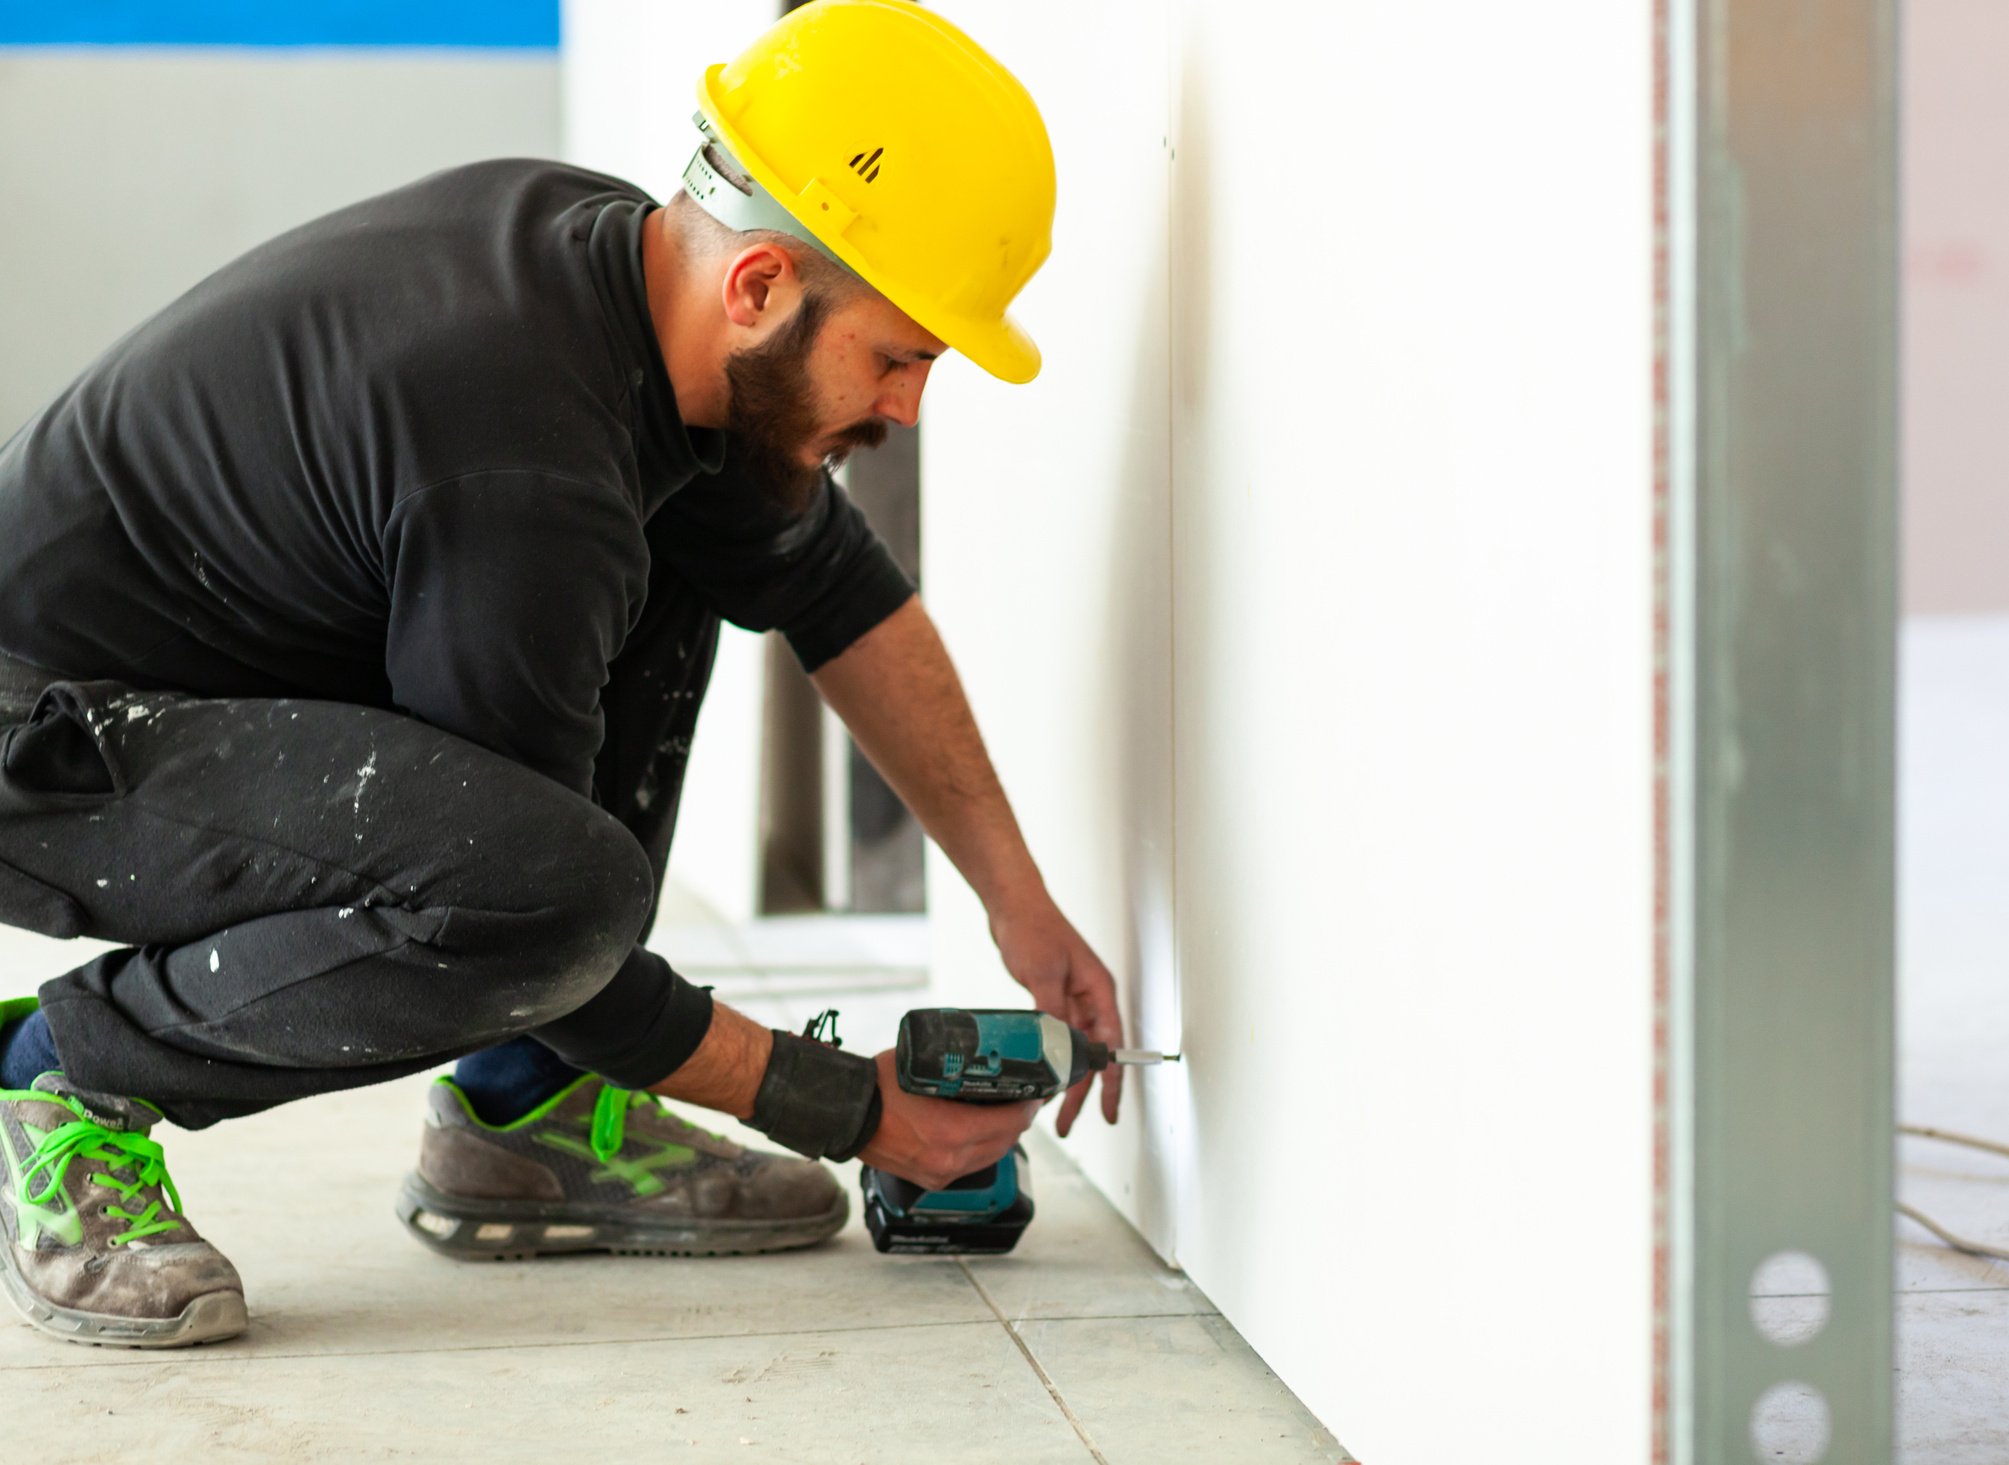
[[832, 419, 891, 454]]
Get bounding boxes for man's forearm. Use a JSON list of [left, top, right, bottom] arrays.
[[810, 595, 1045, 914], [647, 1002, 773, 1118], [812, 595, 1130, 1133]]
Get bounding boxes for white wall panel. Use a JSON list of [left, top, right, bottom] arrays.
[[1163, 4, 1655, 1456], [925, 2, 1656, 1458]]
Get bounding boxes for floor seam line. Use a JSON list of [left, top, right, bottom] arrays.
[[0, 1315, 999, 1373], [0, 1305, 1233, 1375], [1764, 1285, 2009, 1297], [957, 1259, 1110, 1465], [1891, 1285, 2009, 1296]]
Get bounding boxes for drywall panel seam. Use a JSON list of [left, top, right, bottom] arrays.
[[1161, 0, 1184, 1276], [1652, 0, 1674, 1451], [1658, 0, 1703, 1457]]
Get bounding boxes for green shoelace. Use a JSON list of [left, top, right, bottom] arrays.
[[585, 1085, 725, 1165], [22, 1116, 185, 1247], [587, 1084, 654, 1164]]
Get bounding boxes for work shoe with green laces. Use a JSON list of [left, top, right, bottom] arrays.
[[0, 1074, 246, 1348], [396, 1074, 848, 1260]]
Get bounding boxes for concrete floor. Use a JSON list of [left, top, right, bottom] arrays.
[[0, 913, 1345, 1464]]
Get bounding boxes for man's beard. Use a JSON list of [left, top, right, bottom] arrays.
[[723, 291, 889, 517]]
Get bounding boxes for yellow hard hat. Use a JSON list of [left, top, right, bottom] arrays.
[[688, 0, 1055, 384]]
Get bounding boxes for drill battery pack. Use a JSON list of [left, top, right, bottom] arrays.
[[860, 1145, 1035, 1255]]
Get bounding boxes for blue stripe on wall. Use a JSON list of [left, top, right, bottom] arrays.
[[0, 1, 559, 49]]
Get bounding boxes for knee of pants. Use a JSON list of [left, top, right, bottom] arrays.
[[471, 813, 655, 1022]]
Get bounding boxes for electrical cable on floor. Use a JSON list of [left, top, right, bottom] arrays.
[[1902, 1123, 2009, 1163], [1897, 1123, 2009, 1264]]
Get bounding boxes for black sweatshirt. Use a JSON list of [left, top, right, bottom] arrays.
[[0, 160, 915, 801]]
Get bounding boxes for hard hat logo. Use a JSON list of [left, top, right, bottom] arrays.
[[693, 0, 1055, 385]]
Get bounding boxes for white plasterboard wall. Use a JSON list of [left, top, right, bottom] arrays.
[[920, 2, 1657, 1457]]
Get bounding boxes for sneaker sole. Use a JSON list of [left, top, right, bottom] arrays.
[[0, 1256, 246, 1349], [394, 1172, 849, 1261]]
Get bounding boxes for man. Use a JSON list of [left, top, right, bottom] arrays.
[[0, 0, 1123, 1350]]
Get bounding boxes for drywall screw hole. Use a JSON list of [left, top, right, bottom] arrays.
[[1749, 1380, 1830, 1463], [1749, 1250, 1831, 1346]]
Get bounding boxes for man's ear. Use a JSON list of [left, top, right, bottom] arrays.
[[721, 242, 798, 330]]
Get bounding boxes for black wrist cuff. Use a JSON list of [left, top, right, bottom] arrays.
[[748, 1030, 883, 1162]]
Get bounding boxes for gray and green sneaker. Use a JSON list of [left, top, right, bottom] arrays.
[[396, 1074, 848, 1260], [0, 1074, 247, 1348]]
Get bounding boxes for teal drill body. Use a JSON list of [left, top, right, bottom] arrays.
[[893, 1008, 1107, 1103], [861, 1008, 1171, 1255], [862, 1009, 1103, 1255]]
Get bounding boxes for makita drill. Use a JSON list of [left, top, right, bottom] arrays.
[[860, 1008, 1176, 1255]]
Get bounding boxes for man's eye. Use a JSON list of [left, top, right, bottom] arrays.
[[877, 354, 900, 376]]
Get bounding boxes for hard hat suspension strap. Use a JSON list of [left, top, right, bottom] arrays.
[[679, 114, 864, 284]]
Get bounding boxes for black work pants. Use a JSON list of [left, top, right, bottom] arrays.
[[0, 584, 723, 1131]]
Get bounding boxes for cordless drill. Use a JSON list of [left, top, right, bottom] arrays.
[[859, 1008, 1178, 1255]]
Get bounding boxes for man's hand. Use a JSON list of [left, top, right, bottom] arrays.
[[855, 1049, 1041, 1191], [989, 898, 1124, 1136]]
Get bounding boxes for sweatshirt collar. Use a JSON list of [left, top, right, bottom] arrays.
[[583, 195, 727, 504]]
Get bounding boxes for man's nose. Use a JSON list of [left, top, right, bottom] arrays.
[[875, 362, 932, 429]]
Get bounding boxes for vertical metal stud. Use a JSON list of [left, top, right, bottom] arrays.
[[1662, 0, 1898, 1461]]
